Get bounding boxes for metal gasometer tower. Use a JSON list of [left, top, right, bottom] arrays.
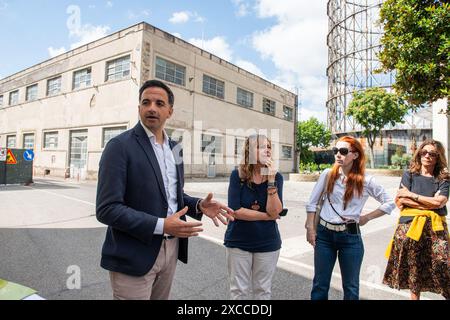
[[326, 0, 432, 165]]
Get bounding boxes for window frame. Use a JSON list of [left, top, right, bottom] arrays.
[[6, 135, 16, 148], [43, 131, 59, 149], [47, 76, 62, 96], [102, 126, 127, 148], [281, 145, 293, 159], [202, 74, 225, 99], [23, 133, 35, 149], [263, 98, 276, 116], [9, 90, 19, 106], [73, 67, 92, 90], [26, 84, 38, 102], [283, 105, 293, 121], [236, 87, 253, 108], [155, 56, 186, 86], [105, 55, 131, 82]]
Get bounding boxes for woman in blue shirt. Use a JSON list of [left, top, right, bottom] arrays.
[[224, 134, 283, 300]]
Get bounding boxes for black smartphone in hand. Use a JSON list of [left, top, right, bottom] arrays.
[[279, 208, 288, 217]]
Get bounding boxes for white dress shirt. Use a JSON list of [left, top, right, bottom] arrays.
[[140, 121, 178, 235], [306, 168, 395, 224]]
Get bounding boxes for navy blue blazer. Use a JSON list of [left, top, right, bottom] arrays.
[[96, 122, 202, 277]]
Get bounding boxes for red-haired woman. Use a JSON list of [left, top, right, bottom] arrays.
[[383, 139, 449, 300], [305, 136, 395, 300]]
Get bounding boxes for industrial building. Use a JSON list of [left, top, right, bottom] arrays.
[[0, 22, 297, 180]]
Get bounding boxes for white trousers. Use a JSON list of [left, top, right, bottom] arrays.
[[226, 247, 280, 300]]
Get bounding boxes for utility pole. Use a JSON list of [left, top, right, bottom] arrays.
[[294, 87, 301, 173]]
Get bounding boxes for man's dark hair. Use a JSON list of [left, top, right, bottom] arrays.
[[139, 80, 174, 107]]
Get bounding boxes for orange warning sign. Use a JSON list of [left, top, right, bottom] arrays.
[[6, 149, 17, 164]]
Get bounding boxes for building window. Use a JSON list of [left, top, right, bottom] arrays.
[[283, 105, 293, 121], [73, 68, 92, 90], [282, 145, 292, 159], [155, 57, 186, 86], [44, 132, 59, 149], [6, 135, 16, 148], [26, 84, 38, 102], [47, 76, 62, 96], [263, 98, 276, 116], [202, 75, 224, 99], [9, 90, 19, 106], [23, 133, 35, 149], [102, 126, 127, 148], [235, 138, 245, 156], [236, 88, 253, 108], [106, 55, 130, 82], [0, 95, 3, 107], [201, 134, 222, 154]]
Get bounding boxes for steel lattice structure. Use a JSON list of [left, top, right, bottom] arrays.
[[327, 0, 396, 134]]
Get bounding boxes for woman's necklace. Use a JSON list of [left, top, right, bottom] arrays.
[[250, 174, 265, 211]]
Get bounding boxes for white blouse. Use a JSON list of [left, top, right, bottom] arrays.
[[306, 168, 395, 224]]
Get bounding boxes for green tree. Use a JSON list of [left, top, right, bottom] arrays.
[[297, 117, 332, 164], [377, 0, 450, 111], [347, 88, 408, 168]]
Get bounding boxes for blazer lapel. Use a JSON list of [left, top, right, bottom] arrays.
[[134, 123, 167, 203], [170, 139, 184, 208]]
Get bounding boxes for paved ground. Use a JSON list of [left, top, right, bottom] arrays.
[[0, 175, 447, 300]]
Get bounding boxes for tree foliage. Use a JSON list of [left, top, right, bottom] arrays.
[[297, 117, 332, 163], [377, 0, 450, 108], [347, 88, 409, 168]]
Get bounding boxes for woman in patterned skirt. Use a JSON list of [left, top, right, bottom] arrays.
[[383, 139, 449, 300]]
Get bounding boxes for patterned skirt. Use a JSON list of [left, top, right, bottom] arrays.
[[383, 218, 450, 299]]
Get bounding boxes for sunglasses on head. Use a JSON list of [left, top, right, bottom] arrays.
[[332, 147, 353, 156], [420, 150, 438, 158]]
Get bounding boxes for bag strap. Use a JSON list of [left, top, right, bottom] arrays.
[[326, 193, 347, 222]]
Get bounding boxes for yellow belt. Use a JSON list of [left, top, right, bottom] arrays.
[[384, 208, 447, 259]]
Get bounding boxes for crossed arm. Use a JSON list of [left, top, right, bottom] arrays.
[[396, 186, 448, 210]]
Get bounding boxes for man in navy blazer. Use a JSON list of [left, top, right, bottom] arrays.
[[96, 79, 234, 300]]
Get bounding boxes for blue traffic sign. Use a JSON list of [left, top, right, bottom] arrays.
[[23, 150, 35, 161]]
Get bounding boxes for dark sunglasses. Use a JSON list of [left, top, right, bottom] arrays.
[[332, 147, 353, 156], [420, 150, 438, 158]]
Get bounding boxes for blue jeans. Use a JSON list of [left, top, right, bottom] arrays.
[[311, 223, 364, 300]]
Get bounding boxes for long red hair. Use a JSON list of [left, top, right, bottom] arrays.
[[327, 136, 366, 209]]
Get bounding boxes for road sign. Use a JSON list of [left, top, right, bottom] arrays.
[[0, 148, 6, 161], [23, 150, 34, 161], [6, 149, 17, 165]]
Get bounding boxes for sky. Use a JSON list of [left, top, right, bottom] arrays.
[[0, 0, 329, 123]]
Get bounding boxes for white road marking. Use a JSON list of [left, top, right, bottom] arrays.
[[29, 187, 95, 207]]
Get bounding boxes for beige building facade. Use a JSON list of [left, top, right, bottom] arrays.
[[0, 22, 297, 180]]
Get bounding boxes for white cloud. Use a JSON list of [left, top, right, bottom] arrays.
[[169, 11, 190, 24], [69, 24, 110, 49], [106, 1, 113, 8], [252, 0, 328, 122], [235, 59, 266, 78], [169, 11, 205, 24], [171, 32, 182, 39], [299, 107, 327, 124], [48, 46, 67, 58], [0, 1, 8, 11], [127, 10, 150, 20], [232, 0, 250, 17], [188, 36, 233, 61]]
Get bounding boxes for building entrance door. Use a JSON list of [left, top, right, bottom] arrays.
[[69, 130, 88, 180]]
